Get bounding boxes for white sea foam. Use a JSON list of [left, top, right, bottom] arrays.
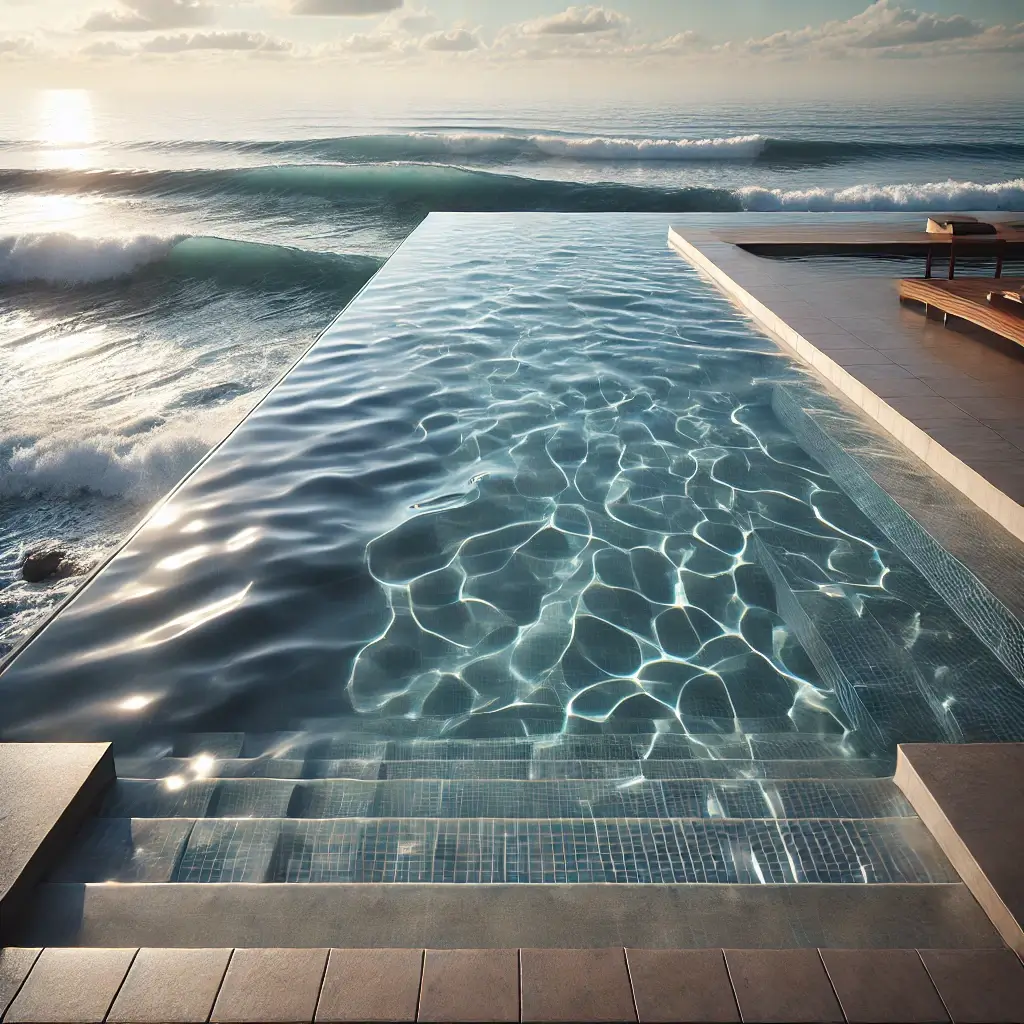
[[1, 398, 255, 503], [738, 177, 1024, 212], [410, 131, 768, 161], [530, 133, 768, 161], [0, 232, 184, 286]]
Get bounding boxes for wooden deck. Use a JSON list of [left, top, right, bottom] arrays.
[[899, 277, 1024, 349]]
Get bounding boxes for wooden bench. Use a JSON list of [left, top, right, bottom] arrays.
[[898, 277, 1024, 349]]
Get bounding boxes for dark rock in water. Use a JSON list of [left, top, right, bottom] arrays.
[[22, 549, 67, 583]]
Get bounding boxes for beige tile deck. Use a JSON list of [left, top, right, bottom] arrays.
[[669, 225, 1024, 543]]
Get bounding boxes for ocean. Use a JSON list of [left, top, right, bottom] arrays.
[[1, 95, 1022, 660]]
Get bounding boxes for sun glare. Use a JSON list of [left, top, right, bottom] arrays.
[[36, 90, 95, 170]]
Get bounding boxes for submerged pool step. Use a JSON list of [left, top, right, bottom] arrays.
[[97, 777, 913, 821], [151, 730, 860, 764], [114, 755, 895, 782], [52, 814, 955, 886]]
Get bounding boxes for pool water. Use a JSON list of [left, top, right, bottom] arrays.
[[2, 214, 1022, 756]]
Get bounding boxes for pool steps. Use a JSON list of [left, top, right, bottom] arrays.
[[773, 386, 1024, 684], [49, 727, 955, 887]]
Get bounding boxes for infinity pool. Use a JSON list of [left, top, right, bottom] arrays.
[[2, 214, 1023, 759]]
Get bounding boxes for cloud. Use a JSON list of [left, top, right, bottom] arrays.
[[742, 1, 984, 56], [80, 39, 134, 55], [84, 0, 215, 32], [519, 5, 628, 36], [330, 31, 396, 52], [290, 0, 401, 14], [143, 31, 292, 52], [420, 27, 479, 51], [0, 35, 35, 57], [645, 30, 700, 53], [377, 4, 434, 34]]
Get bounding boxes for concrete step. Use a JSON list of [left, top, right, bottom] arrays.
[[156, 729, 858, 764], [114, 755, 895, 782], [95, 777, 913, 821], [15, 881, 1001, 950], [53, 815, 952, 885]]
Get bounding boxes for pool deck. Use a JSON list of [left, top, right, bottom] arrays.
[[669, 220, 1024, 544], [3, 943, 1024, 1022]]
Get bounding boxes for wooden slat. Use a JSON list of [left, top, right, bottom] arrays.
[[899, 277, 1024, 349]]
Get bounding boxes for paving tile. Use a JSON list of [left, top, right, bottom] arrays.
[[626, 949, 739, 1023], [521, 948, 636, 1023], [885, 395, 980, 425], [418, 949, 518, 1023], [820, 949, 949, 1023], [315, 948, 421, 1023], [107, 948, 232, 1023], [869, 378, 942, 400], [950, 397, 1024, 424], [211, 947, 327, 1023], [0, 950, 40, 1018], [4, 948, 136, 1023], [724, 949, 843, 1023], [920, 949, 1024, 1023], [830, 349, 899, 366]]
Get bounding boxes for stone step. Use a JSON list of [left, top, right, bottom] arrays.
[[96, 777, 912, 821], [158, 729, 857, 764], [114, 756, 895, 782], [52, 815, 955, 885], [16, 882, 1001, 950]]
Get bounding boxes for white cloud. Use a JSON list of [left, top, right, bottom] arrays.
[[420, 27, 479, 51], [290, 0, 401, 14], [518, 5, 628, 37], [84, 0, 215, 32], [143, 31, 292, 52], [377, 4, 435, 34], [0, 35, 36, 57], [742, 1, 985, 56], [644, 30, 700, 53], [80, 39, 134, 55]]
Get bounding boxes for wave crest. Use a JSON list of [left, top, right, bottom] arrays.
[[0, 233, 182, 286], [404, 131, 768, 162], [737, 177, 1024, 212], [3, 165, 1021, 216], [0, 231, 382, 289], [1, 398, 255, 502]]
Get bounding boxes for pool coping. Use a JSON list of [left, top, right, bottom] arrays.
[[0, 744, 113, 941], [895, 743, 1024, 958], [668, 224, 1024, 545]]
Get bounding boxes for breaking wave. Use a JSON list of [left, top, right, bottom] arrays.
[[114, 132, 1024, 166], [0, 232, 382, 289], [1, 397, 257, 502], [2, 165, 1021, 217]]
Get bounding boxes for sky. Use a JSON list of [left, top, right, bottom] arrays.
[[1, 0, 1022, 101]]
